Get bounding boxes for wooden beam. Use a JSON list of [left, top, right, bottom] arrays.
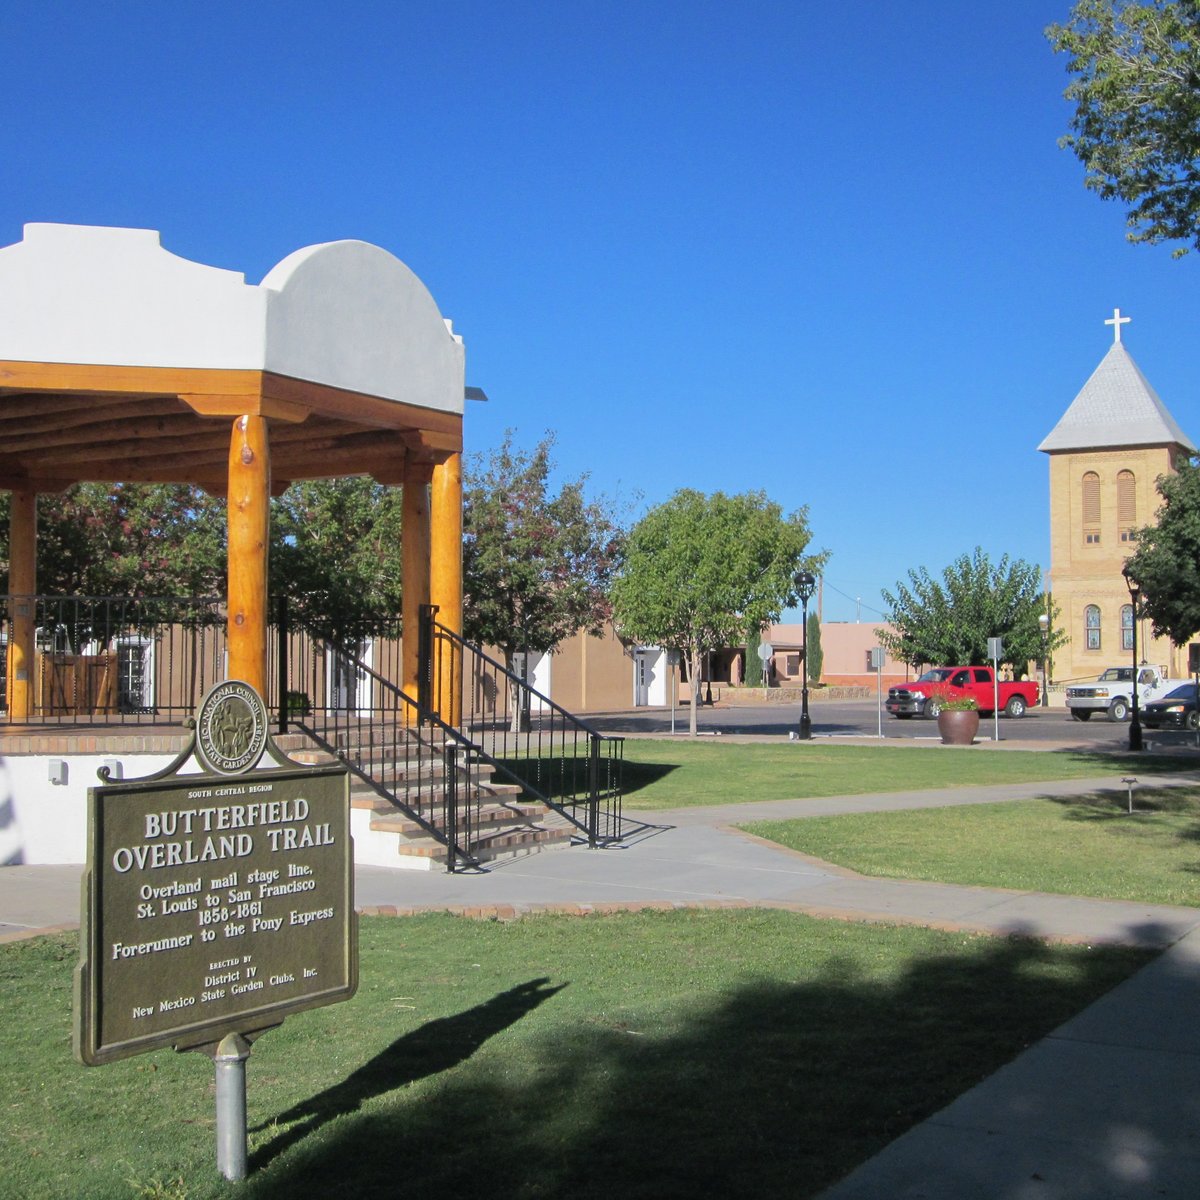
[[0, 392, 153, 420], [0, 397, 188, 439], [180, 393, 311, 423], [0, 409, 200, 455], [262, 371, 464, 436], [0, 360, 265, 398]]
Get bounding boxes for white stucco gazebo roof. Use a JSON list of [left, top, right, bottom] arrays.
[[1039, 340, 1195, 455], [0, 223, 465, 491]]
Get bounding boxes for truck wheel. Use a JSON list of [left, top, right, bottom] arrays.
[[1004, 695, 1027, 718], [1071, 710, 1093, 722], [1108, 698, 1129, 722], [925, 699, 942, 719]]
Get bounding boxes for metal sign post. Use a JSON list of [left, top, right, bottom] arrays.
[[868, 647, 885, 737], [987, 638, 1003, 742], [757, 642, 773, 694]]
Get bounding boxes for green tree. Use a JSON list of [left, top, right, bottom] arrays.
[[1122, 457, 1200, 642], [463, 432, 627, 676], [880, 549, 1063, 672], [745, 624, 764, 686], [1048, 1, 1200, 254], [270, 477, 405, 644], [610, 489, 822, 736], [806, 611, 824, 685], [0, 483, 225, 597]]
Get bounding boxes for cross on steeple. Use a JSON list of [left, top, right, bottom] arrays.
[[1105, 307, 1131, 343]]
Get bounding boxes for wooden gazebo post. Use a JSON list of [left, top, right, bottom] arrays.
[[226, 415, 271, 696], [401, 456, 433, 704], [430, 452, 463, 725], [6, 489, 36, 720]]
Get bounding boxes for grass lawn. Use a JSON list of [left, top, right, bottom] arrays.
[[743, 787, 1200, 908], [2, 912, 1151, 1200], [620, 739, 1199, 809]]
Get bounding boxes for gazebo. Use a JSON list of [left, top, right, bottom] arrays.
[[0, 222, 465, 722]]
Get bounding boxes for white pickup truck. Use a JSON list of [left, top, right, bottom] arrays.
[[1065, 665, 1176, 722]]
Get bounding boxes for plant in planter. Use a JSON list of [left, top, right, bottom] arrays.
[[936, 693, 979, 745]]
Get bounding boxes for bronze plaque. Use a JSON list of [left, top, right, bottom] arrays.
[[75, 764, 356, 1065]]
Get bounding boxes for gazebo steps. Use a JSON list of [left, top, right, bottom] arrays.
[[285, 728, 574, 871]]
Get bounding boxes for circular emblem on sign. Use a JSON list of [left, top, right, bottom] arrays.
[[195, 680, 268, 775]]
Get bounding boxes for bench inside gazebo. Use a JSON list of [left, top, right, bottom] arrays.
[[0, 223, 623, 870]]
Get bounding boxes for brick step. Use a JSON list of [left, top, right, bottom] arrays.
[[369, 801, 550, 836], [392, 823, 573, 865], [350, 778, 525, 812]]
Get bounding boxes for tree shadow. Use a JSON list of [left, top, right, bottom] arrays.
[[248, 976, 566, 1172], [238, 922, 1164, 1200]]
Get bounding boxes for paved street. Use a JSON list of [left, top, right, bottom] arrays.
[[584, 696, 1200, 750]]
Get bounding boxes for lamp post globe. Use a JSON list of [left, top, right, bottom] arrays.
[[1122, 564, 1143, 752], [794, 571, 817, 740]]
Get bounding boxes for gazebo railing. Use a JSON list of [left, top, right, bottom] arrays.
[[1, 595, 226, 724]]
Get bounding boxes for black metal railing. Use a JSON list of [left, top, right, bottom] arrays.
[[1, 595, 226, 724], [425, 614, 625, 846], [281, 609, 625, 867]]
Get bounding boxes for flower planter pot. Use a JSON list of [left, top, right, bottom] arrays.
[[937, 709, 979, 745]]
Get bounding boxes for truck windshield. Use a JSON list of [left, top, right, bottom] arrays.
[[914, 669, 953, 683], [1098, 668, 1134, 682]]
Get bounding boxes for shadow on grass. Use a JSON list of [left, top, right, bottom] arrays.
[[249, 977, 566, 1172], [242, 927, 1165, 1200], [1046, 786, 1200, 823]]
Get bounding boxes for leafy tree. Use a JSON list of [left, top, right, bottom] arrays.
[[610, 489, 822, 736], [806, 611, 824, 685], [745, 624, 764, 686], [1048, 1, 1200, 254], [270, 477, 405, 644], [1122, 456, 1200, 642], [880, 549, 1064, 672], [0, 483, 225, 597], [463, 432, 627, 676]]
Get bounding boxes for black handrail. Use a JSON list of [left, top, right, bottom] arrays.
[[427, 617, 625, 847]]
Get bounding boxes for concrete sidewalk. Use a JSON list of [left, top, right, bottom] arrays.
[[4, 774, 1200, 1196]]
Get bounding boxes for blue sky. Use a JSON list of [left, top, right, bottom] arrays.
[[4, 1, 1199, 624]]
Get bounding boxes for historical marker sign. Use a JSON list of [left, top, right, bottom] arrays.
[[75, 683, 356, 1066]]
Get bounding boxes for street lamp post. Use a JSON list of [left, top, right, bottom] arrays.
[[1122, 564, 1143, 752], [794, 571, 816, 740], [1038, 612, 1050, 707]]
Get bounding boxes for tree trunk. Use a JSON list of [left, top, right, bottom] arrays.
[[687, 643, 702, 737]]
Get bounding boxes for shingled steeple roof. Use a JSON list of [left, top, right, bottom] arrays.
[[1039, 321, 1194, 454]]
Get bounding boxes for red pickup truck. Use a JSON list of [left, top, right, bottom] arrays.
[[886, 667, 1039, 719]]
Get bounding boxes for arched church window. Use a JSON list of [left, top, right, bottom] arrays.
[[1085, 604, 1101, 651], [1118, 471, 1136, 542], [1121, 604, 1134, 652], [1082, 472, 1101, 544]]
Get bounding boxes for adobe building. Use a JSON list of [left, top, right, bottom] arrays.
[[1039, 309, 1195, 684]]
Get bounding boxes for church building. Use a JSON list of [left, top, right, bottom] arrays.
[[1039, 310, 1195, 684]]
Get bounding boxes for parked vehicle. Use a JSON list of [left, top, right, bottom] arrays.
[[886, 667, 1039, 720], [1141, 683, 1200, 731], [1065, 665, 1176, 723]]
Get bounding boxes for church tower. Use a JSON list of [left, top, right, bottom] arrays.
[[1039, 310, 1195, 684]]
